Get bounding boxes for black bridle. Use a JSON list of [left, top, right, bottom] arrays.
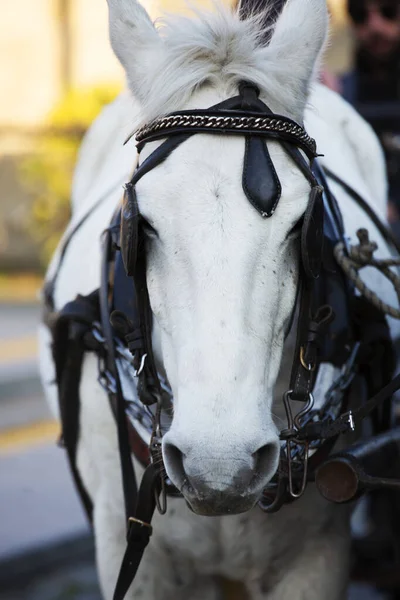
[[120, 86, 333, 399], [44, 82, 400, 600], [103, 82, 333, 598]]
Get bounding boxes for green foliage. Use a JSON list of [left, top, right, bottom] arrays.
[[21, 85, 121, 265]]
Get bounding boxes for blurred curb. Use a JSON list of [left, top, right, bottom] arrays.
[[0, 532, 95, 591], [0, 275, 42, 304]]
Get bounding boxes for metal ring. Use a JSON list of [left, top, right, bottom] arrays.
[[299, 346, 316, 372]]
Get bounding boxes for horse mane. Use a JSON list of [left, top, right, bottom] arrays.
[[130, 1, 321, 128]]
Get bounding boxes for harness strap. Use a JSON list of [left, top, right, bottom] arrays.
[[49, 290, 102, 522], [134, 227, 163, 403], [43, 179, 126, 313], [297, 372, 400, 442], [58, 325, 94, 521], [253, 93, 326, 400], [100, 228, 138, 523], [101, 228, 166, 599], [113, 464, 160, 600]]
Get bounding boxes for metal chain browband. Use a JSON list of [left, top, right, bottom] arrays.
[[135, 111, 318, 160]]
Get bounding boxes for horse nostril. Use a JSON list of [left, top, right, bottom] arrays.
[[250, 442, 280, 490], [162, 442, 186, 489], [163, 436, 280, 497]]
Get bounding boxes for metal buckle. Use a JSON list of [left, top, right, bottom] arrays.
[[128, 516, 153, 533]]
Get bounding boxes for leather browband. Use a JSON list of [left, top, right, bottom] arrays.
[[135, 110, 318, 160]]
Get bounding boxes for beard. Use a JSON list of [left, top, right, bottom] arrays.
[[363, 32, 400, 60]]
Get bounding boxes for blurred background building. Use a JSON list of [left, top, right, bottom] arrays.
[[0, 0, 124, 273], [0, 0, 348, 274]]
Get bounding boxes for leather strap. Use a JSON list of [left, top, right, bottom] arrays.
[[289, 281, 316, 400], [120, 135, 190, 277], [301, 186, 324, 280], [43, 179, 126, 314], [101, 229, 138, 522], [113, 464, 160, 600], [298, 372, 400, 442], [242, 135, 282, 217], [101, 229, 165, 600], [238, 83, 282, 217], [51, 291, 102, 522]]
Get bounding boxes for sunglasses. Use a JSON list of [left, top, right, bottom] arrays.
[[349, 3, 399, 24]]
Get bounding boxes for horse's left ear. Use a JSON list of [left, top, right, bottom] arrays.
[[107, 0, 162, 102], [268, 0, 329, 119]]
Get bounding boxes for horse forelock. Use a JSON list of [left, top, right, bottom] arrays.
[[125, 0, 327, 130]]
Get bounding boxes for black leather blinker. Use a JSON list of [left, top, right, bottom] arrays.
[[120, 182, 139, 277], [301, 185, 324, 279], [242, 135, 282, 218]]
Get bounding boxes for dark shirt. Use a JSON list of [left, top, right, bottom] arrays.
[[341, 48, 400, 207]]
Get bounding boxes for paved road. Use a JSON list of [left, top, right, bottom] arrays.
[[0, 443, 89, 560], [0, 303, 41, 339], [0, 302, 95, 599], [0, 303, 41, 386]]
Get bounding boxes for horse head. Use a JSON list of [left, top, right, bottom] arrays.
[[107, 0, 328, 515]]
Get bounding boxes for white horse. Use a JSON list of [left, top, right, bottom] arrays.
[[38, 0, 400, 598]]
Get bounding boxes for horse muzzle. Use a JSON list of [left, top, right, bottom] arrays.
[[182, 482, 261, 516], [162, 435, 280, 516]]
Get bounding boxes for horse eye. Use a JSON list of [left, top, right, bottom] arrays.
[[287, 217, 303, 239], [141, 219, 158, 239]]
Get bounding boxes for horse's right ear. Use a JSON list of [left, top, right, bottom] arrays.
[[107, 0, 162, 101]]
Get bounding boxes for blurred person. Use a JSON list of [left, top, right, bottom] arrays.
[[342, 0, 400, 225], [341, 6, 400, 592]]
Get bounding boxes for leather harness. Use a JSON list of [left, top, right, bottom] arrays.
[[44, 83, 400, 600]]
